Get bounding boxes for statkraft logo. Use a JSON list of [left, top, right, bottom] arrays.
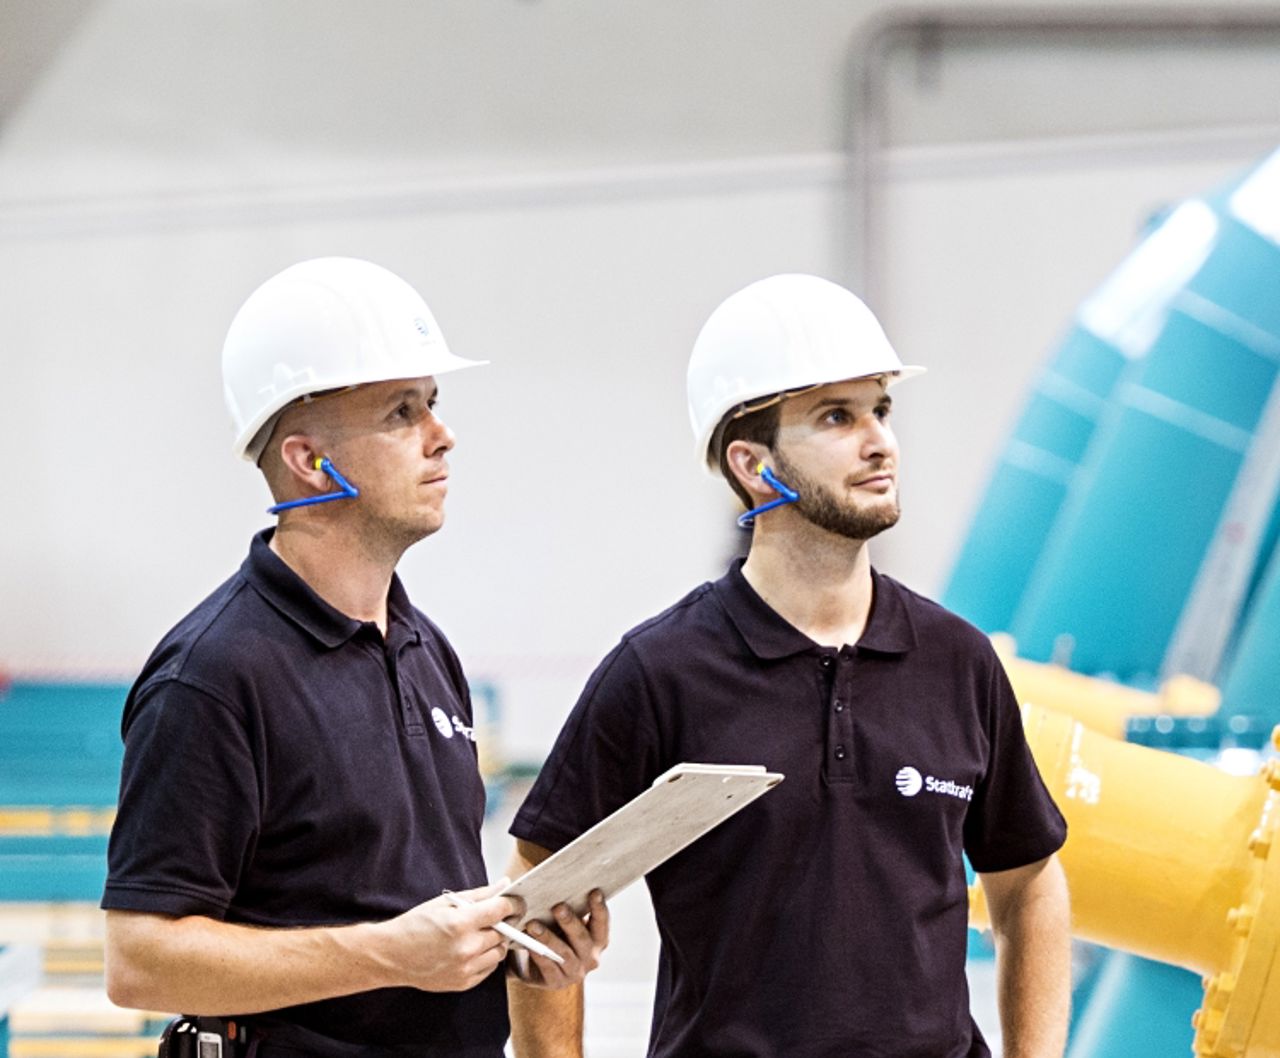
[[430, 707, 476, 743], [895, 766, 923, 796], [896, 765, 972, 801]]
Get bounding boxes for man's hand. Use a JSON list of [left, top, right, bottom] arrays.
[[507, 890, 610, 989], [374, 882, 522, 992]]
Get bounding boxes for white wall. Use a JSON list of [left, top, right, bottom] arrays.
[[2, 0, 1278, 760], [1, 158, 851, 759]]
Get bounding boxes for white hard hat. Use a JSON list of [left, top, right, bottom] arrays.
[[687, 274, 924, 469], [222, 257, 486, 461]]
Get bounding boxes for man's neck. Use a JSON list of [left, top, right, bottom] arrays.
[[740, 524, 875, 650], [269, 521, 400, 635]]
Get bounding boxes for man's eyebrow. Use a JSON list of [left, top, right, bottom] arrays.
[[384, 384, 437, 406], [805, 393, 892, 412]]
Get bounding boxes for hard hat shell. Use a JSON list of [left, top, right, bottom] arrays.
[[687, 273, 924, 470], [222, 257, 486, 461]]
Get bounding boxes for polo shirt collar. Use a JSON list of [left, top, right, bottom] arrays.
[[858, 568, 918, 654], [242, 529, 419, 650], [715, 558, 917, 659]]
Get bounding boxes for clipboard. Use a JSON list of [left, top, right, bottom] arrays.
[[501, 762, 784, 928]]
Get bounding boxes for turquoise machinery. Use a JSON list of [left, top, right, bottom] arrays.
[[944, 147, 1280, 687], [944, 148, 1280, 1058]]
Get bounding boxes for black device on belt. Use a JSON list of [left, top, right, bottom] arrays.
[[157, 1015, 254, 1058]]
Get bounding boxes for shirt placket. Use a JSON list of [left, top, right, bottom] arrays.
[[823, 649, 858, 782], [383, 634, 426, 737]]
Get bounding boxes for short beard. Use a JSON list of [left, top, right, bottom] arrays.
[[771, 451, 901, 541]]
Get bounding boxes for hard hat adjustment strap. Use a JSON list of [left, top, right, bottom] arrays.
[[737, 464, 800, 529], [267, 457, 360, 515], [728, 383, 822, 424]]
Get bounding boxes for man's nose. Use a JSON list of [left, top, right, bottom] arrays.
[[862, 418, 894, 459], [422, 413, 455, 455]]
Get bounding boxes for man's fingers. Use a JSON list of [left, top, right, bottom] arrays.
[[551, 903, 591, 948], [453, 879, 526, 923], [588, 890, 610, 947], [548, 896, 608, 964], [443, 891, 521, 927], [522, 901, 606, 979], [525, 919, 571, 957], [454, 879, 506, 902]]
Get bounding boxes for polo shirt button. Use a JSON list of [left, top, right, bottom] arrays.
[[820, 656, 833, 670], [834, 700, 844, 713], [834, 745, 847, 760]]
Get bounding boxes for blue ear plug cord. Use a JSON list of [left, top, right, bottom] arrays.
[[737, 463, 800, 528], [267, 457, 360, 515]]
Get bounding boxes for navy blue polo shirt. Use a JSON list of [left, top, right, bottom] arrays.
[[104, 530, 506, 1057], [513, 561, 1066, 1058]]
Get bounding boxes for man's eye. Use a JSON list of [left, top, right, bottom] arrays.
[[875, 404, 892, 421], [825, 409, 850, 425], [392, 402, 424, 424]]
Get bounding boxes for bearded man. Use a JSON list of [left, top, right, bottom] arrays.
[[504, 274, 1071, 1058]]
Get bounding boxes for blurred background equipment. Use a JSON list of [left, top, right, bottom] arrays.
[[952, 145, 1280, 1058]]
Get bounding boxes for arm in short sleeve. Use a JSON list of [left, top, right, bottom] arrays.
[[103, 678, 261, 918], [511, 639, 666, 853], [963, 655, 1067, 873]]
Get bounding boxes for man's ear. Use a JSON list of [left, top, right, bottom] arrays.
[[725, 440, 776, 502], [278, 435, 329, 493]]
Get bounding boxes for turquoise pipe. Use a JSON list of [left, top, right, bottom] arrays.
[[944, 150, 1280, 684], [1010, 304, 1274, 677], [940, 194, 1221, 635], [1220, 541, 1280, 722], [943, 324, 1127, 633], [1010, 188, 1280, 679], [1065, 952, 1202, 1058]]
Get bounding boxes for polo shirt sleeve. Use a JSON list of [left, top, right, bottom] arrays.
[[963, 655, 1067, 874], [102, 678, 260, 918], [511, 638, 665, 854]]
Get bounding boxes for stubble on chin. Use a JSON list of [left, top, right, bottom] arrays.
[[352, 502, 446, 564], [772, 455, 901, 542]]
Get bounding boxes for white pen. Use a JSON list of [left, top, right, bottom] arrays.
[[441, 889, 566, 966]]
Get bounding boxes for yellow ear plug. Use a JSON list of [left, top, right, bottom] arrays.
[[756, 461, 765, 474], [314, 457, 325, 470]]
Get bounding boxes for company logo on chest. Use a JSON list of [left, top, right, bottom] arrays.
[[895, 765, 972, 802], [431, 706, 475, 742]]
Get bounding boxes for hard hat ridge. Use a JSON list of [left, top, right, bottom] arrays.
[[686, 273, 924, 471], [222, 257, 486, 462]]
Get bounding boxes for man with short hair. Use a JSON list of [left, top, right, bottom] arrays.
[[507, 274, 1070, 1058], [103, 258, 607, 1058]]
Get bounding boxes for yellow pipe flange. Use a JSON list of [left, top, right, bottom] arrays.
[[970, 710, 1280, 1057], [1193, 741, 1280, 1058]]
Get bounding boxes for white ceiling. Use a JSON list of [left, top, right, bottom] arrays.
[[1, 0, 1278, 201]]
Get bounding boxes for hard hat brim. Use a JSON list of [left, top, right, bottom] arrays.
[[232, 352, 488, 461]]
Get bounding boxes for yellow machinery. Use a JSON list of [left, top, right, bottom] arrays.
[[971, 703, 1280, 1057], [991, 634, 1220, 739]]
